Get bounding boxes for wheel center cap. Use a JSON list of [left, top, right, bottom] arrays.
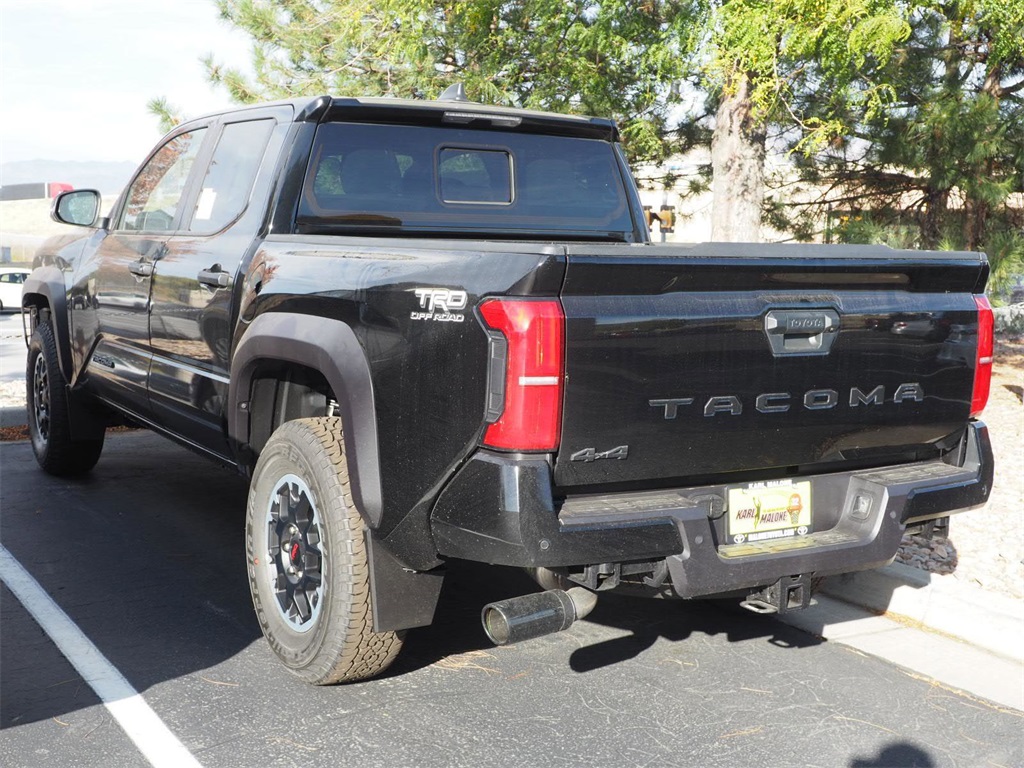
[[289, 541, 301, 564]]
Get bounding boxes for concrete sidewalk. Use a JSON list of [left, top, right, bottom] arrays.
[[822, 561, 1024, 663], [780, 594, 1024, 712], [778, 562, 1024, 711]]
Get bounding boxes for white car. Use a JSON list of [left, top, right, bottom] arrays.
[[0, 267, 30, 312]]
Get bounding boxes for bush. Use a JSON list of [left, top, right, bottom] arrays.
[[994, 304, 1024, 336]]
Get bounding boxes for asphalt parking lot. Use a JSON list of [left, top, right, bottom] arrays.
[[2, 432, 1022, 768]]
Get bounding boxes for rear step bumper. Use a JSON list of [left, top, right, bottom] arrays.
[[431, 423, 992, 598]]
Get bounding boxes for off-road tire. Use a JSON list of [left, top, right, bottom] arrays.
[[246, 417, 404, 684], [26, 320, 104, 475]]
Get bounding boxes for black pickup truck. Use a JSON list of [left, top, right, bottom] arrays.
[[24, 92, 994, 684]]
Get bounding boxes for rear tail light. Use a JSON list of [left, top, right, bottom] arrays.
[[479, 298, 564, 451], [971, 295, 993, 417]]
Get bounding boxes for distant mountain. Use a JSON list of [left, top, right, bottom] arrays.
[[1, 160, 136, 196]]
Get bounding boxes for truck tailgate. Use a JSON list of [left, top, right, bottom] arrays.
[[554, 243, 987, 489]]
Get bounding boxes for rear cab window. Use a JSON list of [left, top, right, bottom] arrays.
[[296, 122, 634, 239], [188, 119, 275, 234]]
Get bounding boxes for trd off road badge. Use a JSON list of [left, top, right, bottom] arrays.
[[411, 288, 467, 322]]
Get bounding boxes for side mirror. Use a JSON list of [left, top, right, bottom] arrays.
[[51, 189, 102, 227]]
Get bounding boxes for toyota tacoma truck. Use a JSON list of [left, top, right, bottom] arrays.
[[23, 91, 994, 684]]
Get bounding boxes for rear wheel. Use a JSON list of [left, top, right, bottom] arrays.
[[26, 319, 104, 475], [246, 417, 404, 684]]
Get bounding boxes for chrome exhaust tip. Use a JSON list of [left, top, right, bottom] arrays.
[[482, 587, 598, 646]]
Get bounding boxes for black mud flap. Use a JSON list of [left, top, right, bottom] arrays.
[[366, 532, 445, 632], [740, 574, 813, 615]]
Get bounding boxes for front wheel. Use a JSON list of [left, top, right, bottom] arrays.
[[26, 319, 104, 475], [246, 417, 404, 684]]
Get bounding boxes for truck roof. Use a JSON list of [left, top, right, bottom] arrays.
[[196, 94, 620, 142]]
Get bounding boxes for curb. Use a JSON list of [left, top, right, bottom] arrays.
[[1, 405, 26, 429], [822, 561, 1024, 663]]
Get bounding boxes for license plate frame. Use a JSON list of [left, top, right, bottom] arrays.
[[726, 481, 812, 545]]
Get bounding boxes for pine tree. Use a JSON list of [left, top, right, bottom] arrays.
[[780, 0, 1024, 294], [703, 0, 909, 240], [200, 0, 698, 163]]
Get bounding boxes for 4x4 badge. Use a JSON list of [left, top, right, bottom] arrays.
[[570, 445, 629, 462]]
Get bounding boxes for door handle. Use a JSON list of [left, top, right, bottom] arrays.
[[128, 260, 154, 277], [197, 268, 233, 289]]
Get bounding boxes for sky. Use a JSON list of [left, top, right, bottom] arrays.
[[1, 0, 254, 165]]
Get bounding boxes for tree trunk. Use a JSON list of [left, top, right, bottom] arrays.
[[710, 73, 767, 242], [920, 187, 949, 250], [964, 196, 989, 252], [965, 66, 1004, 251]]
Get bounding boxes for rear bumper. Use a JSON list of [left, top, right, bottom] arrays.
[[431, 422, 992, 599]]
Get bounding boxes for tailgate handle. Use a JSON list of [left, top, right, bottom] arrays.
[[764, 309, 840, 356]]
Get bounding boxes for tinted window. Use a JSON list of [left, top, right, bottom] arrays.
[[120, 129, 207, 232], [439, 148, 512, 204], [189, 119, 274, 233], [298, 122, 631, 237]]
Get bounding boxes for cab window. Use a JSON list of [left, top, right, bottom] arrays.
[[119, 129, 207, 232], [188, 120, 274, 234]]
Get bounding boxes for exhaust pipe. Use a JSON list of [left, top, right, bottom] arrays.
[[482, 587, 598, 646]]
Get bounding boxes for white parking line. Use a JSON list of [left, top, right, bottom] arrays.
[[0, 545, 204, 768]]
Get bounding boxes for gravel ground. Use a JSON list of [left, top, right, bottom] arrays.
[[3, 339, 1021, 599], [896, 339, 1024, 599]]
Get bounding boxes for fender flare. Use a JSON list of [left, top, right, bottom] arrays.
[[21, 267, 74, 382], [229, 312, 383, 528]]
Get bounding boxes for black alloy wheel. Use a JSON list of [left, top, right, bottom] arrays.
[[26, 318, 104, 475], [264, 473, 325, 632], [246, 417, 404, 684]]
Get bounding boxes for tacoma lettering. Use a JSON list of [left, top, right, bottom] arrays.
[[649, 384, 924, 418]]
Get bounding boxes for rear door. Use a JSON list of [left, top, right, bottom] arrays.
[[554, 242, 987, 490], [148, 107, 287, 456]]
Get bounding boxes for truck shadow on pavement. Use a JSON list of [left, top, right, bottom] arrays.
[[392, 559, 823, 679], [567, 595, 823, 674]]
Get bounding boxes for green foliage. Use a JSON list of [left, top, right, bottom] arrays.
[[203, 0, 700, 162], [832, 214, 918, 250], [774, 0, 1024, 297], [201, 1, 916, 191], [146, 97, 183, 134], [976, 229, 1024, 300], [707, 0, 909, 150]]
